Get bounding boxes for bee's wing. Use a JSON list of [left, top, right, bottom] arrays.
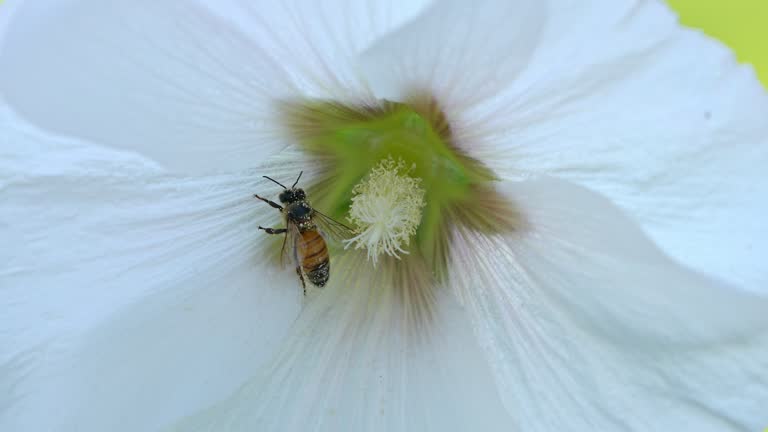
[[313, 209, 354, 244], [281, 222, 302, 269]]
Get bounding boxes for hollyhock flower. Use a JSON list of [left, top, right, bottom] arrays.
[[2, 0, 768, 431]]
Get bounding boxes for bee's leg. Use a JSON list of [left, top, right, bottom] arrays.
[[258, 226, 287, 235], [295, 266, 306, 296], [253, 194, 283, 210]]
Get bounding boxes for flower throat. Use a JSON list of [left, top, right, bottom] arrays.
[[281, 97, 520, 279]]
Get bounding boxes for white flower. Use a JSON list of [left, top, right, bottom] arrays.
[[1, 0, 768, 432]]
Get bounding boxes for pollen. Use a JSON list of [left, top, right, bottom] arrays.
[[344, 157, 426, 266]]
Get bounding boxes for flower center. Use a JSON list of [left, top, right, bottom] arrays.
[[281, 97, 517, 278]]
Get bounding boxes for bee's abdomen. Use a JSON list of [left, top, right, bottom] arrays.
[[306, 260, 330, 287], [298, 230, 330, 287]]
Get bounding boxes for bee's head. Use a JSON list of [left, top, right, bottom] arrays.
[[279, 188, 306, 204], [264, 172, 305, 204]]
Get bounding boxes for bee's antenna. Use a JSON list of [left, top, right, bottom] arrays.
[[291, 171, 303, 188], [263, 175, 287, 189]]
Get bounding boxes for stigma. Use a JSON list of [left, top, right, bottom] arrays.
[[343, 157, 426, 266]]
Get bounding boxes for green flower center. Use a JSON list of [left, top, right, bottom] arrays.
[[282, 98, 517, 275]]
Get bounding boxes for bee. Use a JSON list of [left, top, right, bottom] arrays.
[[254, 171, 352, 295]]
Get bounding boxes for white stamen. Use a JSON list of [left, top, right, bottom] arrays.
[[344, 157, 426, 266]]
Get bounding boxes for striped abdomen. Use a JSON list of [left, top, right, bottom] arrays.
[[297, 229, 330, 287]]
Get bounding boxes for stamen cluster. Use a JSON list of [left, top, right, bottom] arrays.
[[343, 157, 426, 266]]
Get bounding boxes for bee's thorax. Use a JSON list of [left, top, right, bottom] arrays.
[[285, 201, 315, 231]]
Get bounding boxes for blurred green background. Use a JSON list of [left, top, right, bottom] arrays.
[[668, 0, 768, 87]]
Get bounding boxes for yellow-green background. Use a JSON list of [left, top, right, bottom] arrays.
[[668, 0, 768, 87]]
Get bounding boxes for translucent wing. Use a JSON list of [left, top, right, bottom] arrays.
[[313, 209, 354, 244], [280, 221, 302, 269]]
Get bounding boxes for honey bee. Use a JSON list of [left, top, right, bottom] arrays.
[[254, 171, 352, 294]]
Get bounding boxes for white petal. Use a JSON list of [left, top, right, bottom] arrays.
[[359, 0, 545, 117], [171, 255, 515, 432], [455, 0, 768, 291], [0, 112, 310, 431], [449, 176, 768, 431], [206, 0, 432, 101], [0, 0, 432, 173], [0, 0, 297, 173]]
